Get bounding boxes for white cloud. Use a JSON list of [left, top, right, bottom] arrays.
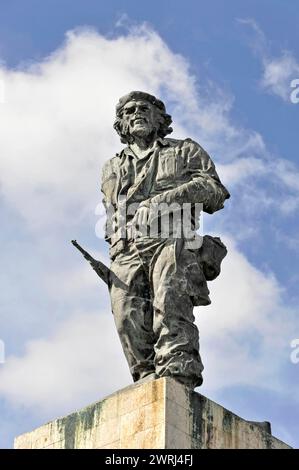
[[198, 236, 296, 395], [218, 157, 267, 186], [0, 311, 129, 415], [239, 18, 299, 102], [216, 152, 299, 224], [261, 53, 299, 102], [0, 25, 201, 231]]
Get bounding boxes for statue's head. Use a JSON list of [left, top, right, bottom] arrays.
[[114, 91, 173, 144]]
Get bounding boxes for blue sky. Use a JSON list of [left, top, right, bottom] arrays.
[[0, 0, 298, 449]]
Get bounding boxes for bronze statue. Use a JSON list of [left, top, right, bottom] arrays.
[[74, 91, 230, 389]]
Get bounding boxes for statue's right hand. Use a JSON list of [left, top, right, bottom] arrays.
[[131, 206, 150, 238]]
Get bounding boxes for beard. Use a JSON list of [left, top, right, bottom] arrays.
[[118, 119, 158, 144], [130, 121, 157, 141], [131, 126, 151, 138]]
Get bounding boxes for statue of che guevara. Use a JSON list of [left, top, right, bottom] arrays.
[[98, 91, 230, 389]]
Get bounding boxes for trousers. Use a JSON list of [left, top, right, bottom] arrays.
[[109, 237, 204, 388]]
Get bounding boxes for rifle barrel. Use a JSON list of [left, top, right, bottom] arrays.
[[71, 240, 110, 285]]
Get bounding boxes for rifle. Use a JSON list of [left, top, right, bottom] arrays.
[[71, 240, 128, 291]]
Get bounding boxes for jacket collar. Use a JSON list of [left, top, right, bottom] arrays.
[[120, 137, 170, 159]]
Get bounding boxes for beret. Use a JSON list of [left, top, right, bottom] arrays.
[[116, 91, 166, 115]]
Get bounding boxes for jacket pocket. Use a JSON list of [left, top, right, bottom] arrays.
[[156, 149, 177, 183]]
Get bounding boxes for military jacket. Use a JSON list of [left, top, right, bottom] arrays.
[[101, 137, 230, 250]]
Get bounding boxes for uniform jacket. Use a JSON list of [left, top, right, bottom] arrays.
[[101, 137, 230, 248]]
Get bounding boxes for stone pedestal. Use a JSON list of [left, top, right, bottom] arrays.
[[14, 377, 291, 449]]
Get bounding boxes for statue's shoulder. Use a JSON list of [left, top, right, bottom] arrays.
[[167, 137, 215, 171], [162, 137, 182, 147], [162, 137, 194, 148], [163, 137, 205, 152], [101, 154, 120, 181], [163, 138, 211, 167], [181, 137, 206, 152], [181, 138, 213, 164]]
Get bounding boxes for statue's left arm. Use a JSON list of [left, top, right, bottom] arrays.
[[146, 139, 230, 214]]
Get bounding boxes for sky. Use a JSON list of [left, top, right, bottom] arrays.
[[0, 0, 298, 449]]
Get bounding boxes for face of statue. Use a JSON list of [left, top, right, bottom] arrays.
[[121, 99, 158, 139]]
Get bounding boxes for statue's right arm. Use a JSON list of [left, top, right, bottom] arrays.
[[101, 159, 118, 244]]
